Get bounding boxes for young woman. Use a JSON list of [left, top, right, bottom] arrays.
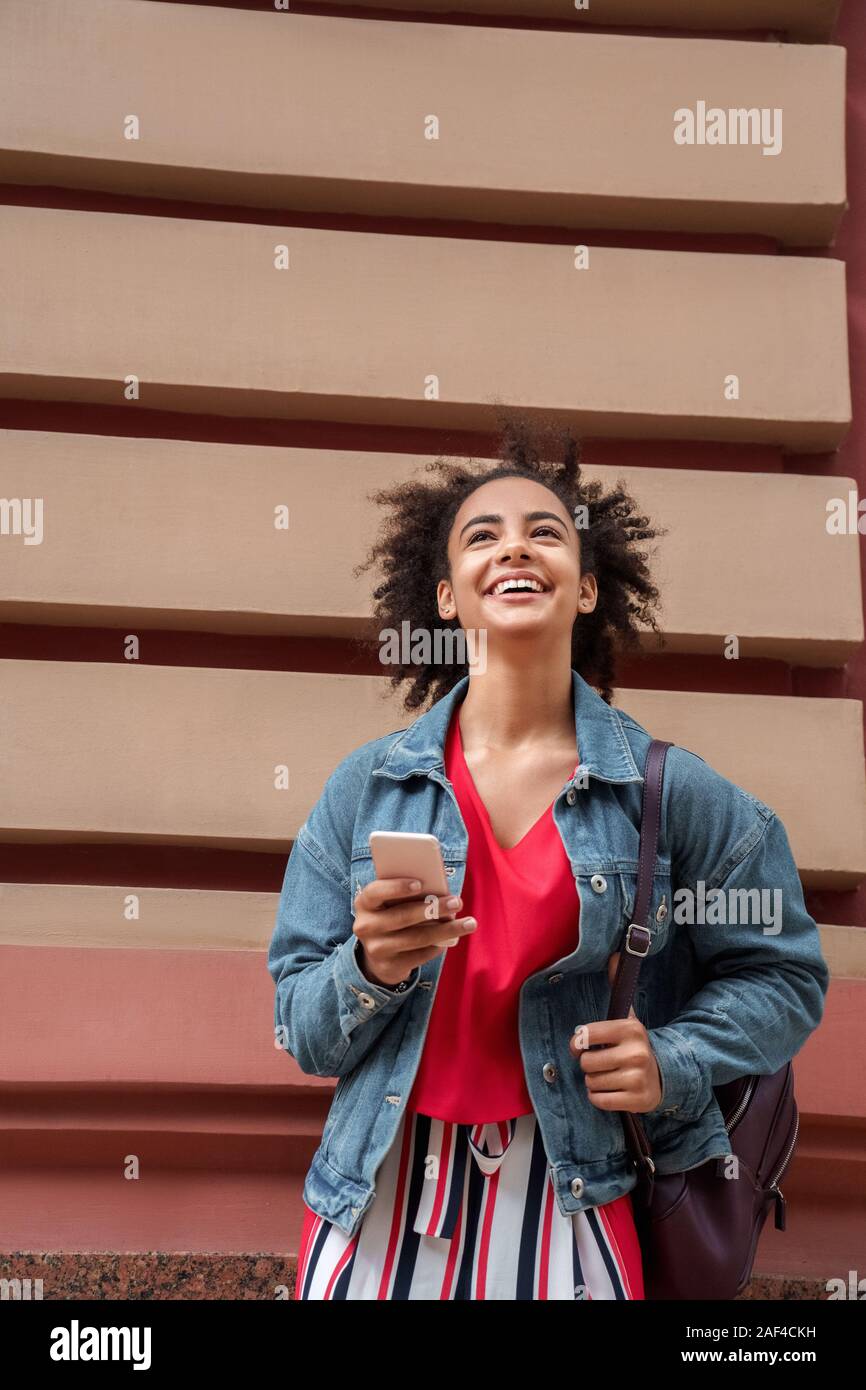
[[268, 417, 829, 1302]]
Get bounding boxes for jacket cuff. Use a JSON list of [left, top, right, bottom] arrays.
[[334, 934, 420, 1016], [646, 1025, 706, 1121]]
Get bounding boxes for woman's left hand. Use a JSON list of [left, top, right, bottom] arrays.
[[568, 952, 664, 1114]]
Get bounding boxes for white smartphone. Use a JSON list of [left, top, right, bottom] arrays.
[[368, 831, 459, 945]]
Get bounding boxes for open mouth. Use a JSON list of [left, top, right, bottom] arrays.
[[483, 576, 551, 601]]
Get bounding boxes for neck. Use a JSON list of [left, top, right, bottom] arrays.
[[457, 645, 576, 752]]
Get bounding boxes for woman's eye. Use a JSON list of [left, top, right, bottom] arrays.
[[466, 525, 563, 545]]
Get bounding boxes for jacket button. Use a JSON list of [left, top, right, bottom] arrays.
[[570, 1177, 584, 1198], [656, 897, 668, 922], [566, 788, 577, 806], [590, 874, 607, 893], [542, 1062, 557, 1083], [357, 992, 376, 1009], [548, 973, 563, 985]]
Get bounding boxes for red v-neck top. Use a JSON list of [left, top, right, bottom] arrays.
[[405, 710, 581, 1124]]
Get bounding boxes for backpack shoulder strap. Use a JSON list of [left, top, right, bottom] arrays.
[[608, 739, 672, 1020]]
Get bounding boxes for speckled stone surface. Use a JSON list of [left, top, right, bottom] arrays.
[[0, 1256, 833, 1300], [737, 1275, 830, 1301], [0, 1254, 298, 1300]]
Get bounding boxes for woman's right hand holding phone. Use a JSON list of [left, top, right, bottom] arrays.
[[353, 879, 477, 988]]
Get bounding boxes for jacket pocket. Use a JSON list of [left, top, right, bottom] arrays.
[[332, 1065, 362, 1107], [615, 870, 673, 956], [349, 848, 461, 918], [322, 1064, 365, 1159], [349, 852, 378, 918]]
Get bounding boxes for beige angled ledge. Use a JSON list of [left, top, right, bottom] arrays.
[[0, 431, 861, 666], [307, 1, 841, 44], [0, 206, 851, 451], [1, 663, 864, 886], [0, 885, 859, 974], [0, 0, 845, 244]]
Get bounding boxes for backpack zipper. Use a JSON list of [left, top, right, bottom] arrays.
[[721, 1076, 798, 1233], [723, 1075, 757, 1135], [633, 1063, 756, 1183], [766, 1109, 799, 1232]]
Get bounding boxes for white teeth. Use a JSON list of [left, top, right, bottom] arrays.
[[491, 578, 545, 595]]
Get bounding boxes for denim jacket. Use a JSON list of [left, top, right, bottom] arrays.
[[267, 670, 830, 1239]]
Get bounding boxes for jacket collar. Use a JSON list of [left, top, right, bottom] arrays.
[[372, 668, 643, 785]]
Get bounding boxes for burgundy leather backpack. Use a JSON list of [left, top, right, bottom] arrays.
[[607, 740, 800, 1301]]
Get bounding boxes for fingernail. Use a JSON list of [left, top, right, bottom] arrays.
[[409, 880, 422, 891], [446, 896, 461, 909], [463, 918, 477, 931]]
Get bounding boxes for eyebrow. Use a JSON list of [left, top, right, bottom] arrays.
[[458, 510, 569, 539]]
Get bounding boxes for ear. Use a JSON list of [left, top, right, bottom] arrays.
[[578, 572, 599, 616], [436, 577, 455, 619]]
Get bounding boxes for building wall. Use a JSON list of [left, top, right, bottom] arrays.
[[0, 0, 863, 1296]]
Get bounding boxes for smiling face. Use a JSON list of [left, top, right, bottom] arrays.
[[436, 475, 598, 651]]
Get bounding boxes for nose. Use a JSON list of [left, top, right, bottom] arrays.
[[494, 534, 535, 563]]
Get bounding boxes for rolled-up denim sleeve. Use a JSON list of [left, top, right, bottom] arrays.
[[267, 769, 420, 1078], [646, 769, 830, 1123]]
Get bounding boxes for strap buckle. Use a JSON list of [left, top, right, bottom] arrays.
[[632, 1153, 656, 1176], [625, 923, 652, 957]]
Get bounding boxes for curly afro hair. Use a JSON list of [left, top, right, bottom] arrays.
[[353, 412, 666, 712]]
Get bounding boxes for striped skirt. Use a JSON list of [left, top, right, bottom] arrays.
[[296, 1107, 644, 1300]]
